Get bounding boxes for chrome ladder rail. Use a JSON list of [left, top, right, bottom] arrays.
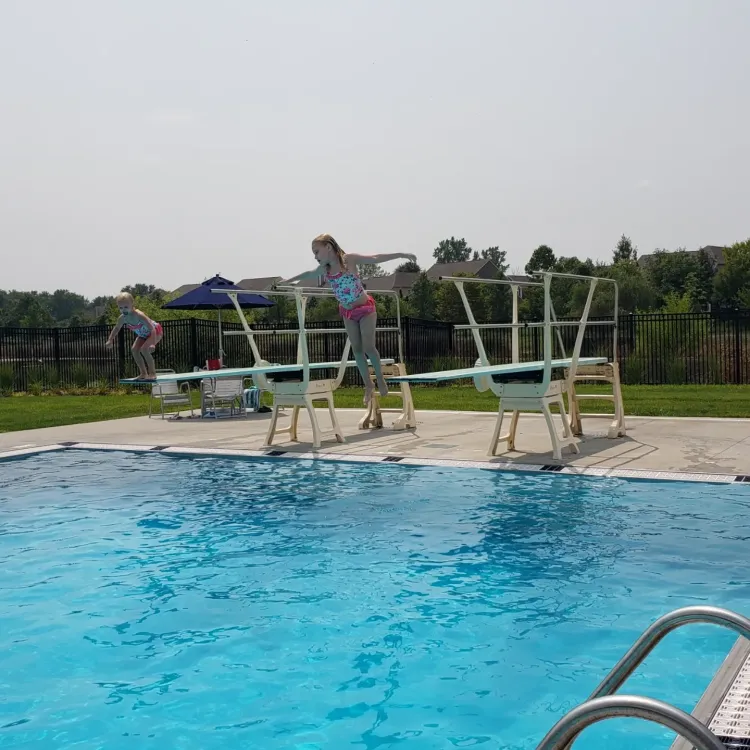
[[535, 695, 726, 750], [535, 606, 750, 750]]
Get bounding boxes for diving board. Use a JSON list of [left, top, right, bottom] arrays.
[[120, 360, 394, 385], [387, 357, 607, 383], [388, 273, 623, 460]]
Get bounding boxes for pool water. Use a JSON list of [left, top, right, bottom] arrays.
[[1, 450, 749, 749]]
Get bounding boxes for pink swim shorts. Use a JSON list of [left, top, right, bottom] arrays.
[[340, 295, 376, 322]]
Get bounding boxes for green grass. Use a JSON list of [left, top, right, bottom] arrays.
[[1, 385, 750, 434]]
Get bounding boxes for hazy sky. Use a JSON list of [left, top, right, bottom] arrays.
[[1, 0, 748, 298]]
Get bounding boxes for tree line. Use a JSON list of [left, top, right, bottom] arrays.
[[2, 235, 749, 327]]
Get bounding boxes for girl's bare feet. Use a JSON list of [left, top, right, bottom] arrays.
[[377, 378, 388, 398], [364, 384, 375, 405]]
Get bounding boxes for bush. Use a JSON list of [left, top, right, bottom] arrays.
[[0, 363, 15, 395], [71, 363, 91, 389]]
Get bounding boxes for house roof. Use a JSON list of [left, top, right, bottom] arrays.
[[362, 272, 420, 291], [638, 246, 727, 267], [236, 276, 283, 291], [171, 283, 200, 296], [426, 259, 499, 278], [506, 274, 533, 284]]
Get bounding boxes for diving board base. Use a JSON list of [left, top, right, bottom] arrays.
[[489, 383, 580, 461], [359, 363, 417, 431], [263, 379, 344, 450]]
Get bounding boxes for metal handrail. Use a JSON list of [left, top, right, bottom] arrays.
[[535, 695, 725, 750], [588, 606, 750, 700], [555, 606, 750, 749]]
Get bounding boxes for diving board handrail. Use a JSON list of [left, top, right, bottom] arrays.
[[437, 275, 566, 367], [531, 271, 620, 368], [275, 285, 405, 365]]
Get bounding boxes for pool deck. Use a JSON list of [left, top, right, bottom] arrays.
[[1, 407, 749, 480]]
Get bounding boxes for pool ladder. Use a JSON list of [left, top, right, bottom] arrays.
[[534, 606, 750, 750]]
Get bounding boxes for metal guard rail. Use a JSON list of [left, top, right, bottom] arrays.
[[535, 695, 725, 750], [539, 605, 750, 749]]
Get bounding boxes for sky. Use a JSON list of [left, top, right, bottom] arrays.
[[1, 0, 749, 298]]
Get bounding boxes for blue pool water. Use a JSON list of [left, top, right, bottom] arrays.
[[1, 450, 750, 749]]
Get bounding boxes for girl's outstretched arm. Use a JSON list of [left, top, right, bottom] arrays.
[[278, 267, 323, 286], [105, 316, 125, 348], [347, 252, 417, 266]]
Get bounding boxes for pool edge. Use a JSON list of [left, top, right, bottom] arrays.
[[0, 441, 747, 485]]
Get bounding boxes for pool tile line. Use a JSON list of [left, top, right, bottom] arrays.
[[0, 442, 747, 486]]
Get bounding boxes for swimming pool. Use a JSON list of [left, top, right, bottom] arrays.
[[1, 449, 749, 749]]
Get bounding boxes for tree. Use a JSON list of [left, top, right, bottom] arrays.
[[122, 283, 165, 299], [433, 237, 472, 264], [395, 260, 421, 273], [48, 289, 88, 322], [357, 263, 387, 279], [525, 245, 556, 275], [613, 235, 638, 264], [4, 293, 55, 327], [645, 249, 706, 306], [714, 239, 750, 307], [435, 273, 483, 322], [407, 272, 438, 320]]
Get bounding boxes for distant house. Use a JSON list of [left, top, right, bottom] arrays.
[[237, 276, 283, 291], [171, 283, 200, 296], [425, 259, 501, 280], [360, 259, 504, 298], [362, 272, 420, 297], [638, 245, 726, 271], [506, 274, 533, 285]]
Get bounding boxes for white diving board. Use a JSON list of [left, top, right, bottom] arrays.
[[386, 357, 607, 383], [120, 359, 394, 385]]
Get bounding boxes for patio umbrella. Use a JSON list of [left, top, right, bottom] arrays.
[[162, 274, 274, 365]]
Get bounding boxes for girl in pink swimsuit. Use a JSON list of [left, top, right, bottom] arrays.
[[105, 292, 164, 380], [284, 234, 416, 404]]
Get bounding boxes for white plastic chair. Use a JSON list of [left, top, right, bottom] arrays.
[[149, 369, 194, 419], [200, 375, 245, 418]]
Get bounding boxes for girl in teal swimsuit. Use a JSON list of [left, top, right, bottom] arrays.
[[284, 233, 416, 404], [105, 292, 164, 380]]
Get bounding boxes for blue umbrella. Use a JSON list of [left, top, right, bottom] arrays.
[[163, 274, 274, 363]]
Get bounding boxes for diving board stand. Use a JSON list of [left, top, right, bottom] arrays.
[[272, 285, 417, 433], [388, 272, 623, 460], [220, 288, 350, 449]]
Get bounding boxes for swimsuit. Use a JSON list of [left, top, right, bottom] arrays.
[[126, 318, 163, 339], [325, 269, 376, 322]]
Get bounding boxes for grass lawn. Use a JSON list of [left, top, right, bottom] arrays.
[[2, 385, 750, 434]]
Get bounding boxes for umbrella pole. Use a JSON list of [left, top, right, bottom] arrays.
[[218, 309, 224, 367]]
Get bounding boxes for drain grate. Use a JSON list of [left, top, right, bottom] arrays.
[[150, 445, 170, 451], [382, 456, 404, 463], [540, 464, 563, 472], [265, 450, 287, 456], [716, 738, 750, 749], [59, 441, 79, 447], [735, 476, 750, 483]]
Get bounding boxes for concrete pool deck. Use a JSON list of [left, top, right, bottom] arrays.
[[2, 407, 750, 478]]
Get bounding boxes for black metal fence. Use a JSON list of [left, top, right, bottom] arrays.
[[1, 311, 749, 392]]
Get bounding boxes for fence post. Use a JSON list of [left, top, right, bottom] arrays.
[[53, 328, 61, 372], [117, 327, 126, 378], [403, 316, 411, 369], [190, 318, 199, 369], [734, 311, 742, 385]]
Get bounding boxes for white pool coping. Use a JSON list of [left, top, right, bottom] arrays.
[[1, 441, 749, 485]]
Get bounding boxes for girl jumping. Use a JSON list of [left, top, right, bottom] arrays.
[[105, 292, 164, 380], [283, 233, 416, 404]]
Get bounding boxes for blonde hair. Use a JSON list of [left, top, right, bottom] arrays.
[[313, 233, 347, 271], [116, 292, 134, 305]]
